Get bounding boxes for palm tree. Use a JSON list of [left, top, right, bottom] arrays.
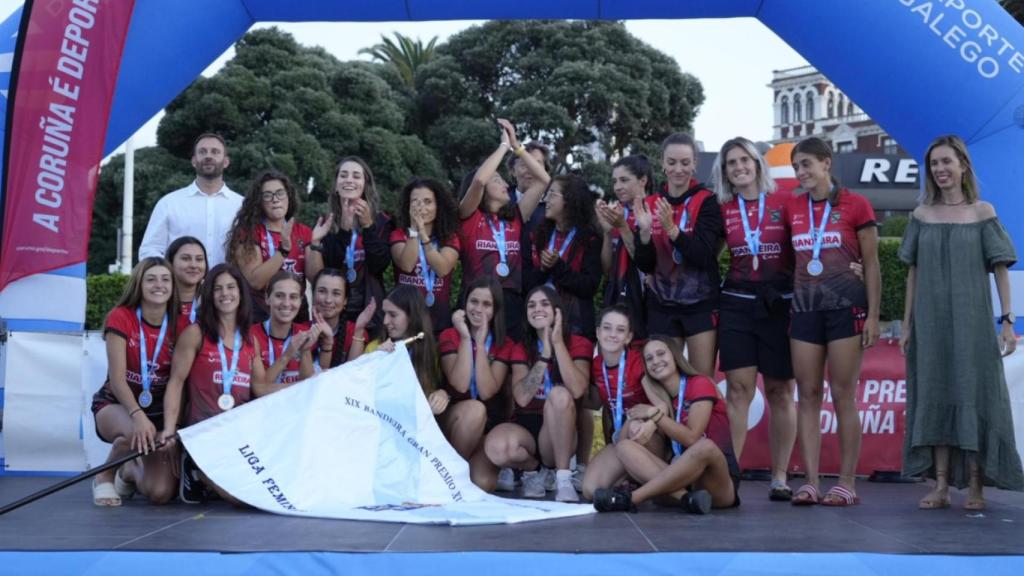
[[359, 32, 438, 91]]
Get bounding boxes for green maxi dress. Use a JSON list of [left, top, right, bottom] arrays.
[[899, 216, 1023, 490]]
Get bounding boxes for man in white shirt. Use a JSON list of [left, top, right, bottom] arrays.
[[138, 133, 243, 266]]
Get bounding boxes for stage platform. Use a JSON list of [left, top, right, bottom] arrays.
[[2, 476, 1023, 574]]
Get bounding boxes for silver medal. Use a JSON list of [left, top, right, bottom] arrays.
[[217, 393, 235, 411], [807, 259, 824, 277]]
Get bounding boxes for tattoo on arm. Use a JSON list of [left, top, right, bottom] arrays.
[[516, 362, 547, 399]]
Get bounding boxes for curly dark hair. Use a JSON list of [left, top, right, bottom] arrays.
[[225, 170, 300, 267], [395, 178, 458, 244], [535, 173, 598, 258]]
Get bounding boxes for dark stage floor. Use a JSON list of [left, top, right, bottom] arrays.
[[1, 477, 1023, 555]]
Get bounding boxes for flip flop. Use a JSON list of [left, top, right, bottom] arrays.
[[964, 496, 986, 511], [769, 480, 793, 502], [114, 467, 136, 500], [92, 480, 121, 507], [791, 483, 820, 506], [822, 485, 860, 507]]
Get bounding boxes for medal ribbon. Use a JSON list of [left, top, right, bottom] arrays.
[[469, 333, 494, 400], [417, 237, 437, 300], [672, 375, 689, 457], [738, 193, 765, 263], [217, 329, 242, 399], [485, 216, 508, 271], [263, 321, 293, 383], [601, 350, 627, 433], [136, 308, 168, 403], [807, 194, 832, 265]]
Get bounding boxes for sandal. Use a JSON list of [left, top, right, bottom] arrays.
[[114, 467, 136, 500], [92, 480, 121, 507], [918, 488, 950, 510], [791, 484, 820, 506], [965, 466, 986, 511], [769, 480, 793, 502], [822, 485, 860, 507]]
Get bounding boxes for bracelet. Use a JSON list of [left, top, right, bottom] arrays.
[[129, 407, 144, 418], [514, 145, 525, 157], [320, 346, 334, 353], [652, 410, 664, 424], [352, 336, 366, 343], [408, 228, 419, 238], [538, 355, 552, 363], [309, 243, 323, 253]]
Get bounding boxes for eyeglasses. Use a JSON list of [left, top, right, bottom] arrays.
[[261, 190, 287, 201]]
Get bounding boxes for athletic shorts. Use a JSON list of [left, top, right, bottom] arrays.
[[790, 306, 867, 345], [646, 298, 718, 339], [717, 293, 794, 379], [90, 387, 161, 443], [514, 412, 544, 447]]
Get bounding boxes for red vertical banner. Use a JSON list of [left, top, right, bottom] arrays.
[[0, 0, 136, 289]]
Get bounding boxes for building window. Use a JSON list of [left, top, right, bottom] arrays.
[[836, 141, 854, 153], [806, 92, 814, 122], [827, 93, 834, 118], [838, 94, 845, 116], [847, 102, 854, 116], [883, 136, 898, 155], [793, 94, 802, 123], [781, 97, 789, 124]]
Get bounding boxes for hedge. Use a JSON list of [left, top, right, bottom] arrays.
[[85, 238, 909, 330]]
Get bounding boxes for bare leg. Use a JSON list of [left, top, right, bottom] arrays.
[[686, 329, 718, 378], [725, 366, 758, 460], [575, 407, 594, 466], [94, 405, 135, 488], [764, 376, 797, 485], [441, 399, 487, 459], [919, 445, 950, 509], [469, 446, 499, 492], [581, 445, 627, 501], [483, 423, 538, 471], [966, 454, 986, 510], [615, 439, 669, 486], [791, 339, 826, 499], [539, 387, 576, 470], [631, 439, 735, 508], [825, 335, 863, 496]]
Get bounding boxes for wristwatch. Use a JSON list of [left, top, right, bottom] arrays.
[[999, 312, 1016, 325], [309, 243, 323, 253], [408, 228, 419, 239], [277, 243, 290, 257]]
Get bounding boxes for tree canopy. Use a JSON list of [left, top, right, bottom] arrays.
[[88, 22, 703, 273]]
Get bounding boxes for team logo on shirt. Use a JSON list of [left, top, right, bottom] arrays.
[[770, 209, 782, 223], [830, 210, 842, 224]]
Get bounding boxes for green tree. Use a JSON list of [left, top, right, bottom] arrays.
[[1000, 0, 1024, 25], [359, 32, 439, 91], [417, 20, 704, 183]]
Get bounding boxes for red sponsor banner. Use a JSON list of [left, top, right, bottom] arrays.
[[0, 0, 136, 289], [735, 340, 906, 475]]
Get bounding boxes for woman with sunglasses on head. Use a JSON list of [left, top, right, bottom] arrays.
[[597, 154, 654, 339], [308, 269, 374, 371], [633, 133, 724, 377], [457, 118, 547, 340], [167, 236, 207, 326], [593, 335, 739, 514], [390, 177, 461, 334], [226, 170, 313, 323], [787, 136, 880, 507], [91, 258, 180, 506], [711, 136, 798, 501], [307, 156, 392, 331], [486, 285, 591, 501], [438, 276, 526, 490]]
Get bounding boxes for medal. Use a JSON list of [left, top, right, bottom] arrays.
[[138, 390, 153, 409], [218, 393, 235, 411], [346, 268, 357, 283], [671, 197, 692, 266], [486, 216, 510, 279], [495, 262, 510, 277], [425, 292, 436, 307], [672, 249, 683, 264], [136, 308, 167, 415], [739, 193, 765, 274], [345, 229, 359, 284], [752, 255, 760, 271], [807, 259, 824, 276], [417, 239, 437, 306]]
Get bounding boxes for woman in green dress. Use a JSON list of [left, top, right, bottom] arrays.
[[899, 134, 1022, 510]]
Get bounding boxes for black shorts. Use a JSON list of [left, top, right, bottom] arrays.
[[717, 293, 794, 379], [790, 306, 867, 345], [91, 387, 162, 444], [514, 412, 544, 447], [646, 298, 718, 339]]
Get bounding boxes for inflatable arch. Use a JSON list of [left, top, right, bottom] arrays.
[[1, 0, 1023, 330]]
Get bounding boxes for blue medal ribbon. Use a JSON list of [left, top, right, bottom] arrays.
[[485, 216, 509, 275], [601, 350, 627, 433], [188, 297, 198, 324], [136, 308, 168, 409], [545, 227, 576, 287], [346, 229, 359, 282], [263, 220, 276, 258], [807, 194, 832, 266], [738, 193, 765, 264], [535, 340, 553, 399], [469, 333, 493, 400], [417, 237, 437, 304], [217, 329, 242, 399], [672, 197, 693, 263], [672, 375, 689, 457], [263, 321, 293, 384]]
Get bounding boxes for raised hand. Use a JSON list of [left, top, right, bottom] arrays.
[[352, 198, 372, 229], [280, 219, 294, 253], [428, 389, 450, 415], [312, 212, 333, 243], [655, 197, 675, 232], [633, 196, 652, 235], [497, 118, 519, 150], [355, 298, 377, 331], [452, 309, 470, 338], [540, 249, 559, 270], [551, 308, 564, 344]]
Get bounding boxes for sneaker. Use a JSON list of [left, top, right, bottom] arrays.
[[179, 452, 208, 505], [571, 464, 586, 493], [542, 467, 556, 492], [496, 467, 516, 492], [680, 489, 712, 515], [554, 470, 579, 502], [593, 487, 635, 512], [521, 470, 547, 498]]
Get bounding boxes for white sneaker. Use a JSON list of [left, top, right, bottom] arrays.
[[542, 467, 556, 492], [555, 470, 579, 502], [521, 470, 546, 498], [571, 464, 586, 493], [496, 467, 515, 492]]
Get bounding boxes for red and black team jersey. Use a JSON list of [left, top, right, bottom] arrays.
[[321, 213, 392, 325], [721, 192, 794, 293], [186, 333, 258, 425], [389, 228, 461, 332], [604, 208, 648, 338], [179, 299, 198, 327], [787, 189, 876, 312], [437, 328, 525, 402], [528, 227, 602, 339], [315, 320, 366, 370], [93, 306, 175, 417], [591, 347, 650, 414], [635, 181, 723, 307], [252, 322, 309, 385], [457, 208, 525, 292], [252, 221, 314, 320], [516, 334, 593, 414], [671, 374, 733, 456]]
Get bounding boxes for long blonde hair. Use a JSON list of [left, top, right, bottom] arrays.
[[711, 137, 776, 204], [922, 134, 978, 205]]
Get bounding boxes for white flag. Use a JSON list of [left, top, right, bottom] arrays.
[[179, 343, 594, 525]]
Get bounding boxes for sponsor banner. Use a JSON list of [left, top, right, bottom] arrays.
[[179, 343, 594, 525], [0, 0, 135, 290]]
